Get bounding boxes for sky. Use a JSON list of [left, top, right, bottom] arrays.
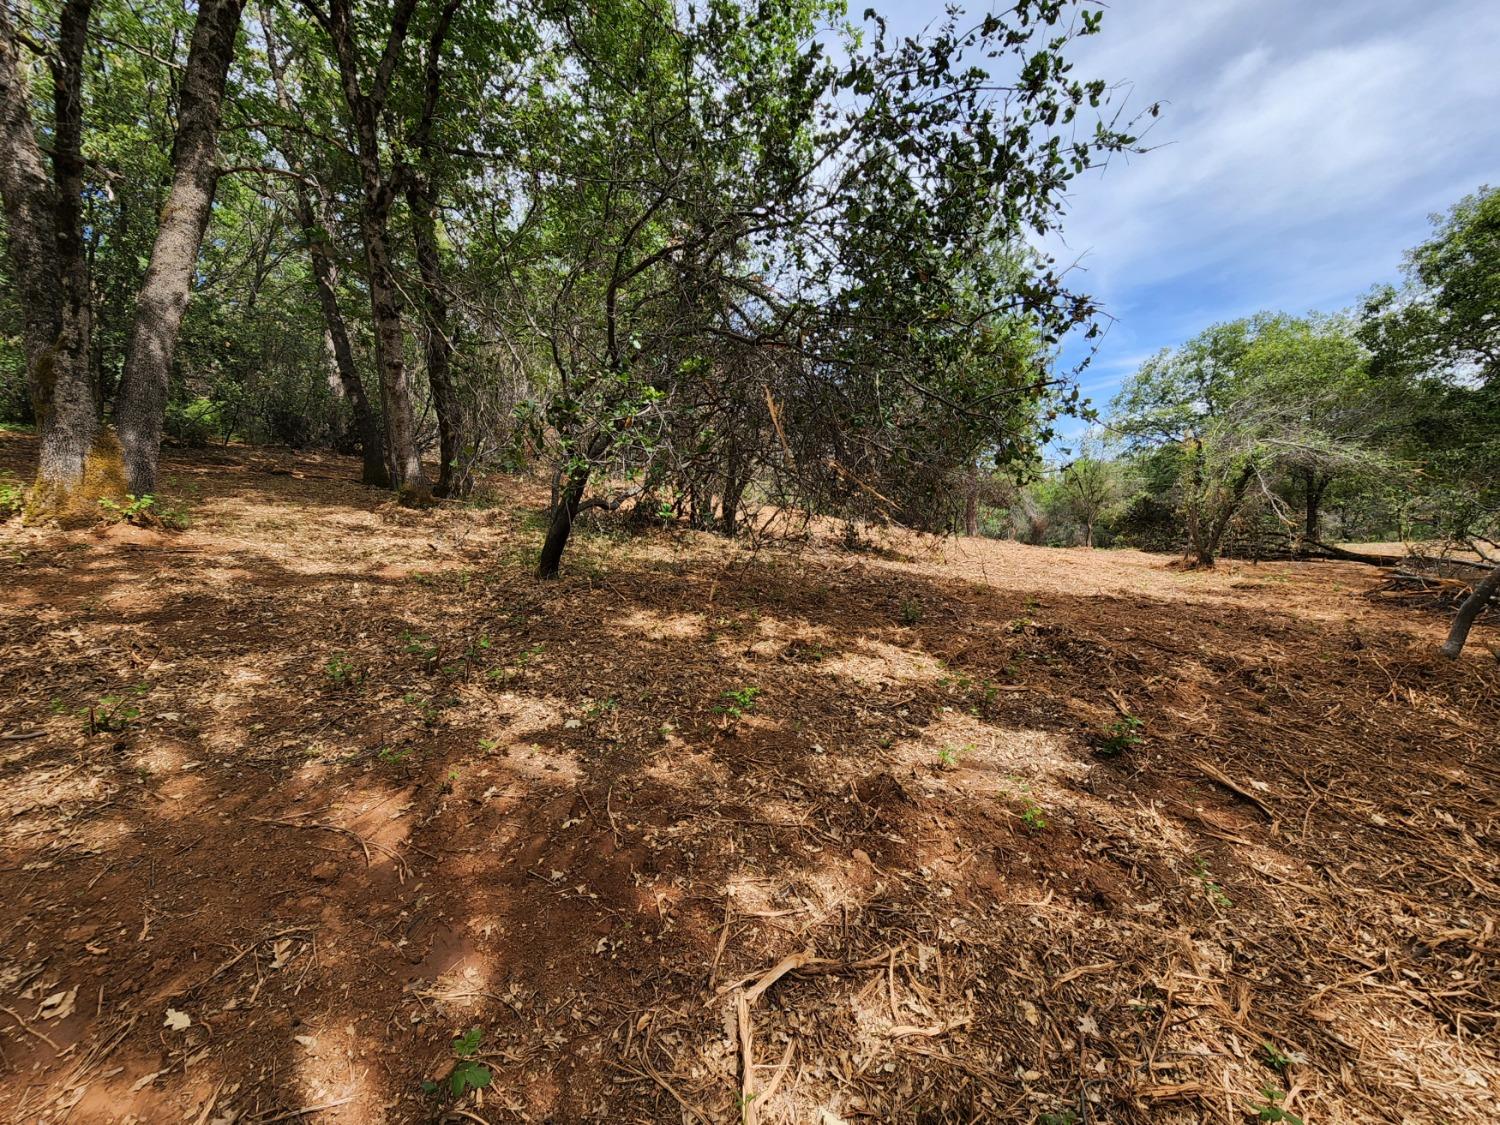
[[882, 0, 1500, 441]]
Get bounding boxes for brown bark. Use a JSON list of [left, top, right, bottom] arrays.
[[1303, 468, 1330, 544], [537, 465, 589, 579], [262, 7, 387, 487], [1440, 563, 1500, 659], [0, 0, 115, 521], [116, 0, 247, 495], [404, 0, 464, 498], [1189, 461, 1255, 568], [963, 462, 979, 537], [313, 0, 430, 503]]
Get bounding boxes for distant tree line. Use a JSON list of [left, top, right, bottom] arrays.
[[970, 186, 1498, 654]]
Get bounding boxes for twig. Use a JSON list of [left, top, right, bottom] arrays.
[[254, 1096, 355, 1123], [0, 1004, 61, 1050], [1189, 758, 1278, 824]]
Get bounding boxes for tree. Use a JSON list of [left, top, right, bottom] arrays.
[[115, 0, 248, 495], [262, 1, 387, 486], [527, 1, 1146, 577], [1361, 186, 1499, 655], [302, 0, 432, 502], [0, 0, 124, 520], [1059, 435, 1123, 548], [1113, 315, 1384, 566]]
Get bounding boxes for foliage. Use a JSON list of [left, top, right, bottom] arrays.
[[1111, 314, 1387, 564]]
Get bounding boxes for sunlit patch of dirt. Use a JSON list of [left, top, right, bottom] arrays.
[[0, 433, 1496, 1123]]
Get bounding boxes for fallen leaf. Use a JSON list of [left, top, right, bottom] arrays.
[[164, 1008, 192, 1031], [38, 987, 78, 1021]]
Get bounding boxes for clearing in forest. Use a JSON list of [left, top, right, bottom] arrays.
[[1, 435, 1496, 1124]]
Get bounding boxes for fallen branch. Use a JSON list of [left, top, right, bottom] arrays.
[[1190, 758, 1279, 825]]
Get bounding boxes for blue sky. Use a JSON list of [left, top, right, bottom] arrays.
[[881, 0, 1500, 441]]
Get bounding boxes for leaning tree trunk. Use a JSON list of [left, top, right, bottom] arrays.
[[116, 0, 246, 496], [536, 433, 611, 578], [0, 0, 122, 521], [1440, 563, 1500, 659], [537, 465, 590, 579]]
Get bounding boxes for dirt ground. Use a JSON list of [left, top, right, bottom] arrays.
[[1, 434, 1496, 1125]]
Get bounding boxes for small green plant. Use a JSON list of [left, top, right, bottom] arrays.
[[1192, 858, 1233, 910], [1259, 1041, 1302, 1071], [1019, 801, 1048, 832], [1098, 715, 1144, 755], [377, 745, 412, 765], [0, 472, 23, 519], [421, 1026, 492, 1099], [717, 686, 761, 719], [82, 684, 149, 734], [585, 696, 617, 720], [898, 598, 923, 626], [1037, 1111, 1079, 1125], [98, 493, 156, 524], [937, 743, 973, 769], [1250, 1087, 1303, 1124], [401, 630, 439, 661], [323, 653, 359, 686]]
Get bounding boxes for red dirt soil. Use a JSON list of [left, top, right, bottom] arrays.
[[0, 434, 1496, 1124]]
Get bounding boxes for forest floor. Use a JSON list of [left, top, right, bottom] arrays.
[[0, 433, 1496, 1125]]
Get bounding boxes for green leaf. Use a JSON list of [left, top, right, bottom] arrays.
[[449, 1060, 492, 1097]]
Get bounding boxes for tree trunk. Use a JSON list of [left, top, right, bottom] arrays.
[[406, 0, 465, 498], [116, 0, 246, 496], [0, 0, 121, 521], [1440, 563, 1500, 659], [1303, 468, 1329, 545], [407, 184, 462, 497], [963, 462, 979, 537], [318, 0, 429, 503], [299, 193, 388, 486], [537, 465, 590, 579], [263, 6, 386, 487], [1191, 462, 1255, 567]]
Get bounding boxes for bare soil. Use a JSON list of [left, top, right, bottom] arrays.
[[0, 434, 1496, 1125]]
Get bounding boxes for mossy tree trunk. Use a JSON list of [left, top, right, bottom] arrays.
[[0, 0, 118, 522]]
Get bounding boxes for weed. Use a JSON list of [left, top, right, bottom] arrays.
[[1097, 715, 1144, 755], [937, 743, 973, 769], [377, 745, 412, 765], [82, 684, 149, 734], [1249, 1087, 1303, 1124], [0, 472, 22, 520], [1037, 1112, 1079, 1125], [1192, 858, 1233, 909], [98, 493, 156, 524], [323, 653, 360, 686], [1259, 1041, 1303, 1070], [401, 630, 439, 661], [1019, 800, 1048, 832], [421, 1026, 492, 1099], [717, 686, 761, 718], [585, 696, 617, 720], [898, 598, 923, 626]]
